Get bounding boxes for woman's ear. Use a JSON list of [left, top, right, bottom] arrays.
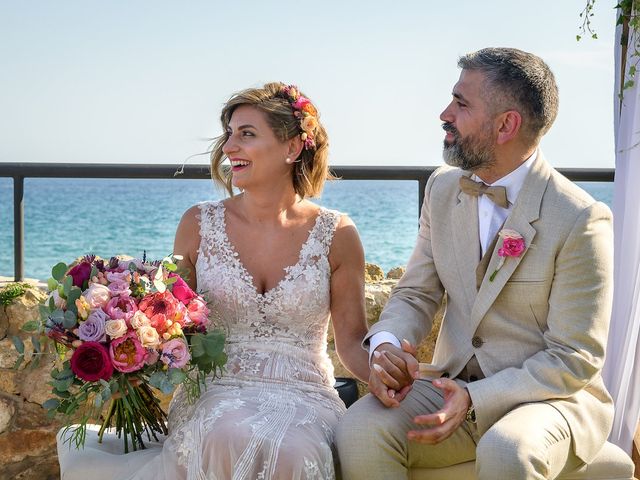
[[496, 110, 522, 145], [287, 136, 304, 162]]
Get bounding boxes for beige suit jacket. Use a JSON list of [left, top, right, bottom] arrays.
[[366, 152, 614, 462]]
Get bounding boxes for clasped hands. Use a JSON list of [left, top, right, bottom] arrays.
[[370, 340, 471, 444]]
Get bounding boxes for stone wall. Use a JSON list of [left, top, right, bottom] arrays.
[[0, 266, 444, 479]]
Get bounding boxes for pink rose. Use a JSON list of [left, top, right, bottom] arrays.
[[186, 297, 209, 327], [109, 331, 147, 373], [83, 283, 112, 309], [170, 273, 197, 305], [160, 338, 190, 368], [292, 96, 311, 110], [104, 295, 138, 322]]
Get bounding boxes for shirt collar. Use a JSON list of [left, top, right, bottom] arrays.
[[472, 150, 537, 207]]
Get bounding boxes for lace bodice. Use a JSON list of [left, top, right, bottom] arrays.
[[195, 200, 342, 388]]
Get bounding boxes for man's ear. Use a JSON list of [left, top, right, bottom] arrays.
[[496, 110, 522, 145], [287, 136, 304, 162]]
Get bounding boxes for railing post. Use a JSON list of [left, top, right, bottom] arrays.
[[14, 176, 24, 281]]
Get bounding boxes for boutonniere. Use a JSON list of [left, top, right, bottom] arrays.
[[489, 229, 526, 281]]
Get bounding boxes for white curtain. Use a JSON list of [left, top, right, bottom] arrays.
[[603, 7, 640, 455]]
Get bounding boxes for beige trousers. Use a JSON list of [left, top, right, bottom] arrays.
[[335, 379, 581, 480]]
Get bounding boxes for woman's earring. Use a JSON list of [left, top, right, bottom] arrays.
[[285, 157, 293, 164]]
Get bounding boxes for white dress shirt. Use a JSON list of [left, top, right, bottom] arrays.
[[368, 151, 537, 358]]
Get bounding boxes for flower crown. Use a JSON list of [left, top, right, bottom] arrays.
[[279, 84, 318, 150]]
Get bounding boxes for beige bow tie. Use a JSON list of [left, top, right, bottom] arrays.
[[459, 176, 509, 209]]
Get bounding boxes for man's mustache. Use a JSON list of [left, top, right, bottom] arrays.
[[442, 122, 458, 136]]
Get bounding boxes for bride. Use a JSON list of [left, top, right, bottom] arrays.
[[57, 82, 370, 480]]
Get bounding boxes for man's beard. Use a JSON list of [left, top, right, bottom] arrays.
[[442, 122, 496, 172]]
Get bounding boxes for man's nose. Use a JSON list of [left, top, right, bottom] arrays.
[[440, 103, 454, 123]]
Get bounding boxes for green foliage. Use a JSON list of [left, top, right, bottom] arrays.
[[51, 262, 67, 281], [579, 1, 640, 98], [0, 282, 31, 306]]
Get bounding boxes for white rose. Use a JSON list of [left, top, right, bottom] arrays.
[[83, 283, 111, 309], [131, 311, 151, 329], [105, 319, 128, 339], [137, 325, 161, 348]]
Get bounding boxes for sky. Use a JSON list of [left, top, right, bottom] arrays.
[[0, 1, 617, 169]]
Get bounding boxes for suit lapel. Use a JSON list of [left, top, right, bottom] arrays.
[[469, 153, 552, 329], [451, 173, 482, 310]]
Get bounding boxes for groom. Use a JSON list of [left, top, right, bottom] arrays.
[[336, 48, 614, 479]]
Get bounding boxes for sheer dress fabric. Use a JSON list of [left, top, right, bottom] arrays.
[[57, 200, 346, 480]]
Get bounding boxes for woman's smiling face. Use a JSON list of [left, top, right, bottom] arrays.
[[222, 105, 293, 190]]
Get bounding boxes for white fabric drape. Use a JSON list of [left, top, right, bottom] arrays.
[[603, 8, 640, 455]]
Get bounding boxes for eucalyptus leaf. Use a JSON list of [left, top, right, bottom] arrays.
[[51, 376, 74, 392], [21, 320, 40, 333], [66, 288, 81, 314], [168, 368, 187, 385], [63, 310, 78, 329], [164, 276, 178, 286], [47, 277, 59, 291], [63, 276, 73, 297], [94, 395, 103, 409], [149, 371, 167, 390], [31, 335, 41, 353], [90, 266, 98, 280], [11, 335, 24, 354], [159, 378, 175, 395], [52, 262, 67, 281], [13, 355, 24, 370], [42, 398, 60, 411]]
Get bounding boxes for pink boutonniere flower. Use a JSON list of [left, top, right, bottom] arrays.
[[489, 229, 526, 281]]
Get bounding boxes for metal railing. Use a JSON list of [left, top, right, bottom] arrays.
[[0, 162, 615, 281]]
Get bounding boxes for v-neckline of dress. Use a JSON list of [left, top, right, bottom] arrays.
[[218, 201, 324, 299]]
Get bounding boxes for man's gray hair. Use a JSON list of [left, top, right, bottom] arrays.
[[458, 48, 559, 144]]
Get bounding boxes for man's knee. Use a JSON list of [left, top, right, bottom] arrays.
[[476, 423, 548, 479]]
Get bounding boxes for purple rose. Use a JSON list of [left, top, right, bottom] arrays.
[[160, 338, 190, 368], [78, 309, 108, 342], [68, 261, 92, 288]]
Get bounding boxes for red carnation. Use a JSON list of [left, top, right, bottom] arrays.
[[70, 341, 114, 382]]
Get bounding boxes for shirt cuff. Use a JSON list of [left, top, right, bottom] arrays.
[[368, 332, 402, 364]]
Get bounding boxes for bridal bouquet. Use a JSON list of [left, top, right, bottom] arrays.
[[19, 254, 226, 452]]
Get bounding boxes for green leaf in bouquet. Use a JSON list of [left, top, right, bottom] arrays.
[[39, 303, 52, 319], [90, 265, 98, 280], [13, 355, 24, 370], [63, 276, 73, 297], [66, 287, 82, 314], [48, 296, 56, 311], [56, 284, 65, 299], [52, 262, 67, 281], [51, 375, 74, 392], [31, 335, 41, 353], [51, 388, 71, 399], [12, 335, 24, 354], [42, 398, 60, 411], [21, 320, 40, 333], [201, 331, 226, 358], [62, 310, 78, 329], [148, 371, 168, 390], [164, 276, 178, 286], [47, 277, 59, 292], [163, 262, 178, 272], [168, 368, 187, 385]]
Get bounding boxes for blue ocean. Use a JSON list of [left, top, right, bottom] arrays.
[[0, 177, 613, 281]]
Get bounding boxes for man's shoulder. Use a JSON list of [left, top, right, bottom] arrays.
[[428, 165, 464, 190], [545, 167, 612, 218]]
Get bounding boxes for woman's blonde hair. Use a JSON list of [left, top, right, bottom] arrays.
[[210, 82, 333, 198]]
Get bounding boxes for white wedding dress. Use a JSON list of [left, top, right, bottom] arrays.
[[58, 201, 347, 480]]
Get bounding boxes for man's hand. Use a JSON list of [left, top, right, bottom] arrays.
[[407, 378, 471, 444], [369, 339, 419, 407]]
